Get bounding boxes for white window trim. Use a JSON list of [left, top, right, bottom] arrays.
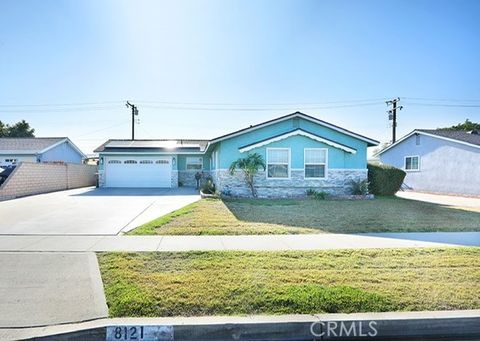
[[266, 148, 291, 179], [404, 155, 420, 172], [304, 148, 328, 179], [186, 156, 203, 171]]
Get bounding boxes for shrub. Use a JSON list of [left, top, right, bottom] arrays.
[[348, 179, 369, 195], [306, 189, 328, 200], [201, 176, 216, 195], [367, 163, 406, 195]]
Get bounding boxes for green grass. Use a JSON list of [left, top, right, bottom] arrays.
[[98, 248, 480, 317], [128, 196, 480, 235]]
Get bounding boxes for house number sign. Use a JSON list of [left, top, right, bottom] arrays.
[[106, 325, 174, 341]]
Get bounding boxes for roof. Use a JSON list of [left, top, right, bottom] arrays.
[[94, 112, 379, 154], [0, 137, 67, 154], [377, 129, 480, 155], [210, 112, 379, 146], [417, 129, 480, 146], [94, 139, 210, 153]]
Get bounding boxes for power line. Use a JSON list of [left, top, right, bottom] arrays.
[[74, 121, 130, 138], [0, 105, 122, 113], [135, 98, 391, 106], [402, 97, 480, 103], [404, 102, 480, 108], [140, 102, 385, 111], [0, 101, 123, 107]]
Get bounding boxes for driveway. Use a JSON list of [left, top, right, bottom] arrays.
[[397, 191, 480, 211], [0, 187, 200, 235]]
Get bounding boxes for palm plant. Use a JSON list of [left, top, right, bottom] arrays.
[[229, 153, 266, 197]]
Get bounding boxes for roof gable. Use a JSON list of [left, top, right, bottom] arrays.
[[377, 129, 480, 155], [210, 112, 379, 146], [238, 128, 357, 154]]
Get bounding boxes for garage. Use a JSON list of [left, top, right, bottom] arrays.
[[105, 157, 172, 188]]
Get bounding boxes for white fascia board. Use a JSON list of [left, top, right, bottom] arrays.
[[39, 138, 87, 159], [238, 129, 357, 154], [376, 130, 480, 156], [99, 151, 206, 155], [417, 131, 480, 150], [210, 113, 379, 146], [38, 138, 68, 154], [64, 138, 87, 158]]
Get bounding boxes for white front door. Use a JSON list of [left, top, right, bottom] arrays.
[[105, 157, 172, 188]]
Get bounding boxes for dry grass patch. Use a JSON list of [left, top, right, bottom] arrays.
[[99, 248, 480, 317], [128, 197, 480, 235]]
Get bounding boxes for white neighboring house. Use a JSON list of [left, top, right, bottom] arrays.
[[377, 129, 480, 196], [0, 137, 86, 167]]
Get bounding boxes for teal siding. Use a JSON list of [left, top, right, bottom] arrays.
[[216, 117, 368, 169], [177, 154, 210, 171]]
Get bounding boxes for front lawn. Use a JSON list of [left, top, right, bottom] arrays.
[[128, 197, 480, 235], [98, 248, 480, 317]]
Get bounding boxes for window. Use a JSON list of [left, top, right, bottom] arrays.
[[267, 148, 290, 178], [139, 160, 153, 164], [186, 157, 203, 170], [124, 160, 137, 164], [108, 160, 121, 164], [156, 160, 169, 164], [304, 149, 327, 178], [405, 156, 419, 171], [4, 159, 17, 164]]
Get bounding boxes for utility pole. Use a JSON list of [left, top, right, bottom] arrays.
[[386, 98, 403, 143], [126, 101, 139, 140]]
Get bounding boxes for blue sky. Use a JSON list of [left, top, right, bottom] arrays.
[[1, 0, 479, 153]]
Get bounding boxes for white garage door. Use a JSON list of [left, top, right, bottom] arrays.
[[105, 157, 172, 188]]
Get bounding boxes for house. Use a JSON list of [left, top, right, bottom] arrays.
[[94, 112, 379, 197], [377, 129, 480, 196], [0, 137, 86, 166]]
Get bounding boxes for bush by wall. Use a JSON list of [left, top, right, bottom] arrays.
[[367, 163, 406, 195]]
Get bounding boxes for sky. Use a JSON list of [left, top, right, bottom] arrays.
[[1, 0, 479, 154]]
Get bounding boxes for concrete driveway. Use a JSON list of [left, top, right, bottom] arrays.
[[397, 191, 480, 211], [0, 187, 200, 235]]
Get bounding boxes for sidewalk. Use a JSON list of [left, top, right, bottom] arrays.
[[0, 233, 473, 252]]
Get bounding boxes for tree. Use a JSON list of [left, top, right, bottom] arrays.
[[229, 153, 266, 198], [0, 120, 35, 137], [438, 119, 480, 131]]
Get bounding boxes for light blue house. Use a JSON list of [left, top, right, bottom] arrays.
[[378, 129, 480, 196], [95, 112, 378, 197], [0, 137, 86, 166]]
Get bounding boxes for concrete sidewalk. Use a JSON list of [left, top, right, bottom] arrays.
[[0, 252, 108, 328], [0, 233, 474, 252]]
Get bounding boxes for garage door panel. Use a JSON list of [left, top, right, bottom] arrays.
[[105, 157, 172, 188]]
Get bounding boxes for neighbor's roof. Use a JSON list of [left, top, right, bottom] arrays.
[[377, 129, 480, 155], [417, 129, 480, 146], [0, 137, 68, 154], [94, 139, 210, 153]]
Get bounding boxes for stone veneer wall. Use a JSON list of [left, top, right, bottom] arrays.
[[0, 162, 97, 201], [171, 170, 179, 188], [211, 169, 367, 198], [178, 170, 198, 187]]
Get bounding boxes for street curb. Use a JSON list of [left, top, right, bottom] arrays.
[[1, 310, 479, 340]]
